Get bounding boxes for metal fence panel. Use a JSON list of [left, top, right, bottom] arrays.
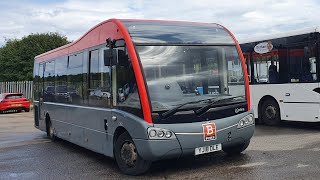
[[0, 81, 33, 99]]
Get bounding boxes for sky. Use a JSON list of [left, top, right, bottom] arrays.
[[0, 0, 319, 46]]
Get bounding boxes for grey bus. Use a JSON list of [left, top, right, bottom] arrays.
[[33, 19, 254, 175]]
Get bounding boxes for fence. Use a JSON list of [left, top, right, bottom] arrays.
[[0, 81, 33, 99]]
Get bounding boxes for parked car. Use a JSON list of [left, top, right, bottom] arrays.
[[0, 93, 30, 113]]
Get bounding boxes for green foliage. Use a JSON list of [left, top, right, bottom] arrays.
[[0, 32, 69, 81]]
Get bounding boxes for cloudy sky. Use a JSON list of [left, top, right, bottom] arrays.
[[0, 0, 319, 46]]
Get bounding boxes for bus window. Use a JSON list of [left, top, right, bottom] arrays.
[[136, 45, 246, 112], [252, 51, 279, 84], [43, 60, 55, 102], [33, 63, 40, 101], [54, 56, 68, 103], [288, 46, 316, 83], [114, 47, 142, 118], [88, 49, 111, 108], [67, 53, 83, 105]]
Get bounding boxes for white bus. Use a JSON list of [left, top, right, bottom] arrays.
[[240, 27, 320, 125]]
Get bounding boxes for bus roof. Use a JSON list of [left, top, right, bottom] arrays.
[[239, 26, 320, 44], [35, 19, 235, 63], [122, 20, 234, 44]]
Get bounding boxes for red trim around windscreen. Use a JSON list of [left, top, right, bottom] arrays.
[[215, 24, 251, 111], [113, 19, 153, 124]]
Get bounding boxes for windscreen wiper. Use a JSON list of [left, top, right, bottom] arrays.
[[160, 99, 210, 119], [194, 95, 246, 116]]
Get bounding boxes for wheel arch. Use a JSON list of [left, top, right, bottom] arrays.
[[113, 126, 129, 147]]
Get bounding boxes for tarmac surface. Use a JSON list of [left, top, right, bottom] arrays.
[[1, 111, 320, 180]]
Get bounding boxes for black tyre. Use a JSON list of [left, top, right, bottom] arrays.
[[114, 132, 151, 175], [46, 119, 57, 141], [223, 140, 250, 155], [260, 99, 280, 126], [25, 108, 30, 112]]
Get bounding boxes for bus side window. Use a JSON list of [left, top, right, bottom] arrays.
[[67, 53, 84, 105], [43, 60, 55, 102], [88, 49, 111, 108], [288, 46, 316, 83], [55, 56, 68, 103]]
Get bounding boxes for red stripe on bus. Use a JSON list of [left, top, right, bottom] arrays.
[[35, 20, 123, 62], [113, 19, 153, 124], [215, 23, 251, 111]]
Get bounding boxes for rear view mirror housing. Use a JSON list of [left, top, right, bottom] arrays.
[[104, 49, 117, 66], [118, 49, 129, 66]]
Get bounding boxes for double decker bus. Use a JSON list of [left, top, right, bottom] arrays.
[[240, 27, 320, 125], [33, 19, 254, 175]]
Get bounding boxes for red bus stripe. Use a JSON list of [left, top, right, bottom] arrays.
[[214, 23, 251, 111], [113, 19, 153, 124]]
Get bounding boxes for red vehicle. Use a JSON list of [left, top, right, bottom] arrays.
[[0, 93, 30, 113]]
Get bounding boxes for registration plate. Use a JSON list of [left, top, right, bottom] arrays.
[[11, 104, 21, 107], [195, 144, 222, 155]]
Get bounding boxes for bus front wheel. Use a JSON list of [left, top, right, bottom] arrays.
[[261, 99, 280, 126], [114, 132, 151, 175]]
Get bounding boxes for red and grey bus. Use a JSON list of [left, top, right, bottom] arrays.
[[33, 19, 254, 175]]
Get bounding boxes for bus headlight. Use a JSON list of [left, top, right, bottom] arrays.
[[237, 114, 254, 129], [165, 131, 172, 138], [149, 130, 157, 137], [158, 130, 165, 137], [148, 128, 176, 139]]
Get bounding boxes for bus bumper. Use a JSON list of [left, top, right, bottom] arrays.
[[133, 112, 255, 161], [133, 138, 182, 161]]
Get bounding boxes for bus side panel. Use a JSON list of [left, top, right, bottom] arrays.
[[44, 103, 69, 140], [281, 83, 320, 122], [250, 83, 320, 122], [45, 103, 114, 156], [66, 105, 112, 155]]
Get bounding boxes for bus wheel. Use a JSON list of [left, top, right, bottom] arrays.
[[46, 119, 57, 141], [223, 140, 250, 155], [114, 132, 151, 175], [261, 99, 280, 126]]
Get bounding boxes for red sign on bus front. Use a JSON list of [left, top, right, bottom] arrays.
[[202, 123, 217, 141]]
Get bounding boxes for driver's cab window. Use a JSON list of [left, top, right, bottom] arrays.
[[113, 46, 142, 117]]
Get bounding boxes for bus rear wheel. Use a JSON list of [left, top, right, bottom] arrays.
[[114, 132, 151, 175], [223, 140, 250, 155], [261, 99, 280, 126], [46, 119, 57, 141]]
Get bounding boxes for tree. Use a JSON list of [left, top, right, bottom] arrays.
[[0, 32, 69, 81]]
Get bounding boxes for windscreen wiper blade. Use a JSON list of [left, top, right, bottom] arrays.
[[160, 99, 209, 119], [194, 95, 246, 116]]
